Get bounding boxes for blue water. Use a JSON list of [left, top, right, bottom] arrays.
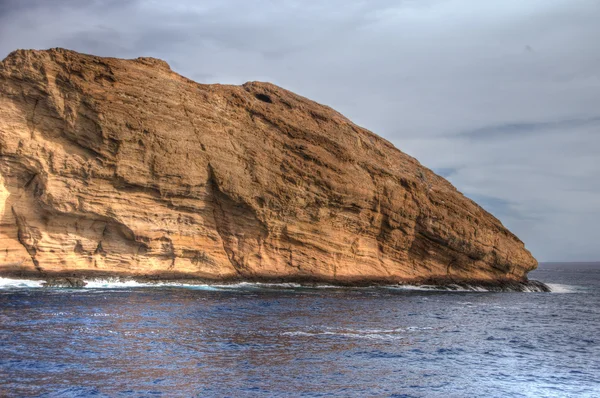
[[1, 263, 599, 397]]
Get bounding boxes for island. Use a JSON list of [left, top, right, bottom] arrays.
[[0, 48, 547, 291]]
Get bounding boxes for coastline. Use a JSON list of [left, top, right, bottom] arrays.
[[0, 270, 551, 292]]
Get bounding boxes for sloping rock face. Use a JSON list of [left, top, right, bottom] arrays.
[[0, 48, 537, 284]]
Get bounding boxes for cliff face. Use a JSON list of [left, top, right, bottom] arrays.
[[0, 48, 537, 284]]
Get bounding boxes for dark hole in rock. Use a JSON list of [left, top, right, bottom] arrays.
[[74, 241, 85, 254], [255, 93, 272, 103]]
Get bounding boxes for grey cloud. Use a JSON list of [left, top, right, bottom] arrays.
[[458, 116, 600, 140], [465, 194, 541, 223]]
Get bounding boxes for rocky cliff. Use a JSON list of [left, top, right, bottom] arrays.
[[0, 48, 538, 285]]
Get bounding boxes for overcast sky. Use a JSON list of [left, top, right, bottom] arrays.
[[1, 0, 599, 262]]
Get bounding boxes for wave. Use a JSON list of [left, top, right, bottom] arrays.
[[0, 278, 309, 291], [0, 277, 347, 291], [545, 283, 579, 293], [84, 280, 313, 290], [83, 279, 158, 289], [281, 331, 405, 340], [386, 284, 489, 292], [213, 282, 304, 289], [385, 283, 551, 293], [0, 277, 44, 288], [80, 279, 221, 290], [0, 277, 573, 293], [281, 326, 437, 340]]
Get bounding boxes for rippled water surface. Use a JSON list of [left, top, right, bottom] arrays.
[[1, 263, 599, 397]]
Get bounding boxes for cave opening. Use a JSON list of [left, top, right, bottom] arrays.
[[255, 93, 273, 103]]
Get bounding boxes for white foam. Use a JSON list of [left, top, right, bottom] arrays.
[[388, 283, 553, 293], [0, 278, 312, 290], [388, 285, 439, 291], [387, 284, 485, 292], [81, 279, 222, 290], [0, 277, 44, 289], [0, 277, 562, 293], [546, 283, 578, 293], [83, 279, 149, 288], [81, 280, 318, 290], [212, 282, 303, 289]]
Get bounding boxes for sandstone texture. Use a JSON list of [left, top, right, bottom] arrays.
[[0, 48, 537, 285]]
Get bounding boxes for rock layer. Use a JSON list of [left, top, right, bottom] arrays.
[[0, 48, 537, 284]]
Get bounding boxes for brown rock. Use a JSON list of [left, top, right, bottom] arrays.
[[0, 48, 537, 285]]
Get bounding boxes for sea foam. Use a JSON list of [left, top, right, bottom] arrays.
[[0, 277, 575, 293], [0, 277, 44, 288], [545, 283, 578, 293]]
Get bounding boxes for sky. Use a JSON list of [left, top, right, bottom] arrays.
[[1, 0, 599, 262]]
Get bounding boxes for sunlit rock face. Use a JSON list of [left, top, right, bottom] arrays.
[[0, 48, 537, 284]]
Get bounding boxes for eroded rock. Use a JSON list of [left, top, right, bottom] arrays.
[[0, 48, 538, 285]]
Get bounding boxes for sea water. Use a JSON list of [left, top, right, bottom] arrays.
[[1, 263, 599, 397]]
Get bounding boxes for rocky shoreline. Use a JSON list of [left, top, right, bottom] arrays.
[[1, 270, 551, 292]]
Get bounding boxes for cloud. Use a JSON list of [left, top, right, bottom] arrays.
[[1, 0, 599, 261], [458, 117, 600, 140]]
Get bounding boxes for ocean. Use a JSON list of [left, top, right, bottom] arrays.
[[1, 262, 599, 397]]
